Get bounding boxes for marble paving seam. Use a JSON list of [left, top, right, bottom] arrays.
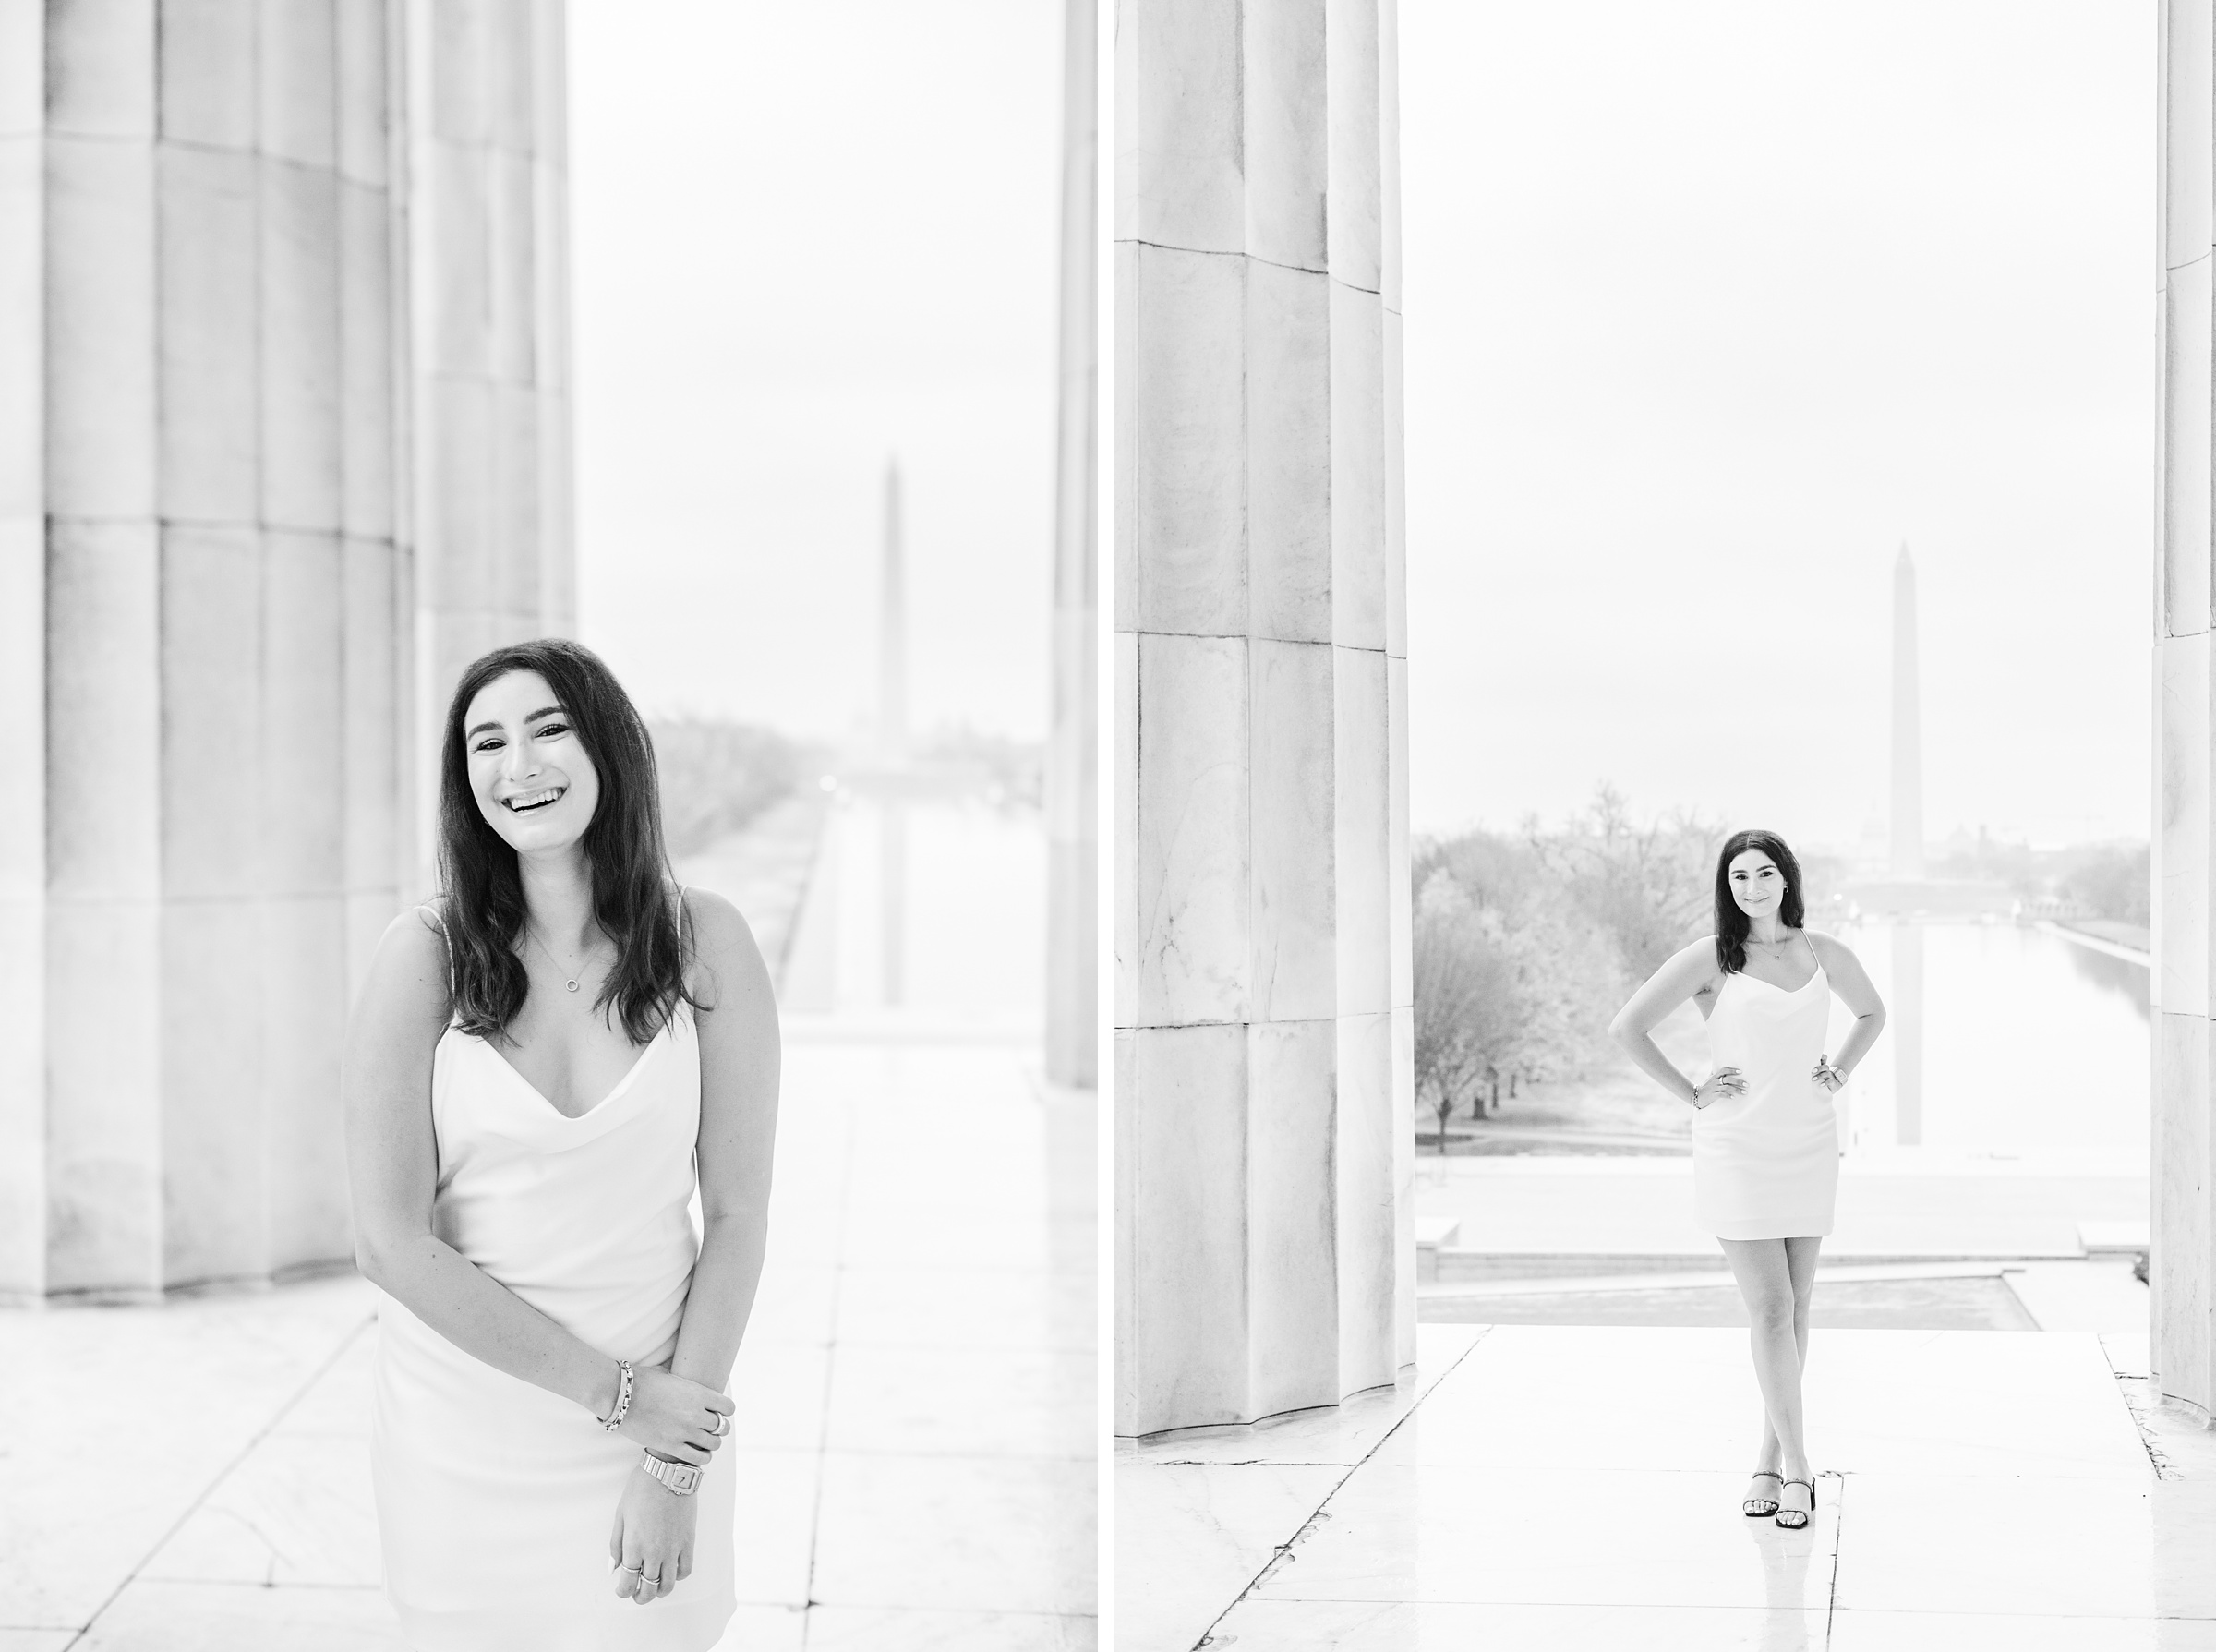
[[1189, 1329, 1495, 1648]]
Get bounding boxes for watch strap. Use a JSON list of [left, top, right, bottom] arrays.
[[641, 1451, 701, 1496]]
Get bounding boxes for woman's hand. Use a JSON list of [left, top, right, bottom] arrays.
[[1813, 1056, 1846, 1094], [614, 1364, 733, 1466], [609, 1464, 700, 1605], [1692, 1067, 1745, 1109]]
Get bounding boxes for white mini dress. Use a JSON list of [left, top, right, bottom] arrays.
[[1692, 936, 1841, 1240], [369, 905, 737, 1651]]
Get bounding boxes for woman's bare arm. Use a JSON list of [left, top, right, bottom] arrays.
[[1810, 931, 1886, 1078], [663, 891, 781, 1395], [343, 909, 726, 1459], [1608, 937, 1726, 1106]]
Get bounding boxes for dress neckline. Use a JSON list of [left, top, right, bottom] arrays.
[[1732, 961, 1825, 997], [450, 1012, 675, 1122]]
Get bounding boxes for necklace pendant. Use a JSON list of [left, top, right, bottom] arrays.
[[565, 979, 580, 993]]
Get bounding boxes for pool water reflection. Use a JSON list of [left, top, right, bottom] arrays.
[[1829, 918, 2148, 1170]]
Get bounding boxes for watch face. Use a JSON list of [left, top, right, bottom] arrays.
[[663, 1460, 699, 1493]]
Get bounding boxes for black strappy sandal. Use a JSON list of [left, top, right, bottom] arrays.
[[1774, 1477, 1815, 1529], [1741, 1470, 1782, 1517]]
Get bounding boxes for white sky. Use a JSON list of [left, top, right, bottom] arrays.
[[569, 4, 1066, 746], [1400, 2, 2153, 850]]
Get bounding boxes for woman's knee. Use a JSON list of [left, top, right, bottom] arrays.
[[1747, 1295, 1797, 1336]]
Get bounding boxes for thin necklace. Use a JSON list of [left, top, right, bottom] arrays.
[[524, 923, 594, 994]]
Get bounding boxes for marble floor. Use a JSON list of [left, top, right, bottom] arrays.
[[0, 1036, 1094, 1651], [1117, 1323, 2216, 1651]]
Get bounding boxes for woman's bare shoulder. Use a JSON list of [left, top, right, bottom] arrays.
[[355, 903, 454, 1024], [679, 888, 770, 1006]]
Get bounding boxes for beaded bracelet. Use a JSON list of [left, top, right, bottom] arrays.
[[599, 1359, 635, 1431]]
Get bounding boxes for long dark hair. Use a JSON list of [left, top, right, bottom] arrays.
[[435, 638, 695, 1046], [1712, 827, 1806, 974]]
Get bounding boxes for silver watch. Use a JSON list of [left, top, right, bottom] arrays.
[[640, 1452, 701, 1496]]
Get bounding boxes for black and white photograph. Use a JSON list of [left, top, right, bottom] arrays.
[[12, 1, 2216, 1649], [0, 3, 1095, 1648], [1113, 2, 2212, 1648]]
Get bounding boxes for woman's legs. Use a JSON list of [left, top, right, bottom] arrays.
[[1719, 1236, 1822, 1509]]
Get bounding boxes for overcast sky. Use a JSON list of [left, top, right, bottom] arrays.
[[569, 3, 1065, 747], [1400, 1, 2152, 851]]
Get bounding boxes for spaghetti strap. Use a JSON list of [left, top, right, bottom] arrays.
[[417, 901, 457, 1006], [1803, 931, 1821, 975]]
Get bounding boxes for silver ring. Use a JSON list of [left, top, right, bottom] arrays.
[[710, 1412, 729, 1438], [614, 1562, 643, 1576]]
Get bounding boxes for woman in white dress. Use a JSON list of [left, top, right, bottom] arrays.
[[1608, 829, 1884, 1532], [343, 638, 780, 1648]]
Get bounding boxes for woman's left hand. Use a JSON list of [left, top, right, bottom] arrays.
[[1813, 1056, 1845, 1093], [609, 1461, 701, 1604]]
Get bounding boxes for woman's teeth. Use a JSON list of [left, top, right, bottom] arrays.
[[505, 788, 563, 813]]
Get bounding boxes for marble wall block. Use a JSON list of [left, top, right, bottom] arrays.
[[340, 178, 396, 539], [1381, 305, 1407, 659], [160, 525, 262, 898], [2160, 633, 2210, 1019], [45, 522, 163, 898], [1115, 631, 1139, 1030], [46, 0, 156, 137], [158, 143, 259, 523], [1246, 261, 1332, 644], [264, 892, 352, 1272], [43, 897, 163, 1293], [1248, 639, 1336, 1023], [1241, 0, 1326, 272], [1124, 1023, 1252, 1432], [1118, 0, 1242, 254], [1390, 999, 1415, 1365], [1333, 645, 1391, 1019], [259, 0, 337, 169], [159, 0, 255, 148], [261, 159, 345, 532], [1386, 654, 1410, 1010], [0, 6, 38, 135], [2162, 255, 2211, 631], [0, 137, 38, 515], [2155, 1011, 2210, 1410], [1114, 238, 1139, 634], [161, 898, 267, 1283], [1131, 245, 1247, 636], [1333, 1007, 1395, 1398], [1322, 0, 1381, 293], [2164, 2, 2213, 271], [1246, 1017, 1338, 1417], [1136, 633, 1251, 1026], [44, 135, 157, 520], [1327, 280, 1386, 651], [1376, 0, 1402, 313]]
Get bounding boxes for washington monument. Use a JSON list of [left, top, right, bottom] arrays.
[[1891, 541, 1923, 878]]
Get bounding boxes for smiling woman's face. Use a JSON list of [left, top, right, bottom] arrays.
[[464, 669, 601, 855], [1728, 849, 1786, 918]]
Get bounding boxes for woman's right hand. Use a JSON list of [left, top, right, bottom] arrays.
[[1692, 1067, 1745, 1110], [612, 1363, 733, 1466]]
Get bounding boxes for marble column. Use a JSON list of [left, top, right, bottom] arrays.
[[1114, 0, 1413, 1435], [1047, 0, 1099, 1090], [2155, 0, 2216, 1427], [404, 0, 575, 897], [0, 3, 573, 1300]]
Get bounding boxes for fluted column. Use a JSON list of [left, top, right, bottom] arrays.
[[0, 1, 411, 1297], [404, 0, 574, 896], [1048, 0, 1100, 1090], [0, 2, 573, 1300], [2155, 0, 2216, 1427], [1114, 0, 1413, 1435]]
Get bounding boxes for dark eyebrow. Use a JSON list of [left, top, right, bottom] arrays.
[[464, 705, 567, 740]]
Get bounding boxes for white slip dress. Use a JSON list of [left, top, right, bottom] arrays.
[[1692, 934, 1841, 1240], [369, 899, 737, 1651]]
